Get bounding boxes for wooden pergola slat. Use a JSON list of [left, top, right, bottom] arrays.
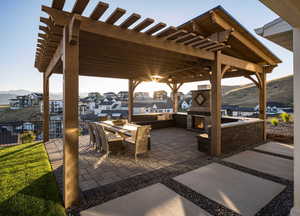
[[105, 8, 126, 25], [89, 1, 109, 20], [133, 18, 154, 32], [119, 13, 141, 29], [145, 22, 166, 35], [52, 0, 65, 10], [71, 0, 89, 15]]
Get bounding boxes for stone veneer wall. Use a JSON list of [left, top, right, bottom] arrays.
[[209, 119, 265, 153], [173, 113, 187, 128]]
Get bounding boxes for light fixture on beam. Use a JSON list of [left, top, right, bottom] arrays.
[[151, 75, 163, 82]]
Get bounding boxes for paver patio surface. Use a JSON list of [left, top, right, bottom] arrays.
[[224, 150, 293, 180], [81, 183, 211, 216], [173, 163, 285, 216], [255, 141, 294, 157], [45, 128, 205, 191]]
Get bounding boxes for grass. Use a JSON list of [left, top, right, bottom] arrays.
[[0, 142, 66, 216]]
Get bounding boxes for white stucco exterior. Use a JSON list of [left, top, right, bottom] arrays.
[[292, 27, 300, 216], [257, 1, 300, 214]]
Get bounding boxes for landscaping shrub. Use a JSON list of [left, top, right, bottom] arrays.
[[270, 117, 279, 126], [280, 112, 292, 123], [20, 131, 36, 143]]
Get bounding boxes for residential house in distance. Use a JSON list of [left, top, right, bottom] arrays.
[[103, 92, 118, 99], [153, 90, 168, 100], [134, 92, 150, 100], [9, 93, 43, 110], [117, 91, 128, 101], [40, 100, 63, 114]]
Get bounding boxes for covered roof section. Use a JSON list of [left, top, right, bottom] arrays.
[[35, 0, 281, 83], [178, 6, 281, 65]]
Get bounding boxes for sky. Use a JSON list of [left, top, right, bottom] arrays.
[[0, 0, 293, 95]]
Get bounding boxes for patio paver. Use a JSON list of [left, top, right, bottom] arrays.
[[173, 163, 285, 216], [255, 142, 294, 158], [81, 183, 211, 216], [224, 150, 293, 180], [45, 127, 205, 192]]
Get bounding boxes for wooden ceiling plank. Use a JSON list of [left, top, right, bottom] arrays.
[[119, 13, 141, 29], [89, 1, 109, 20], [133, 18, 154, 32], [145, 22, 166, 35], [51, 0, 66, 10], [105, 8, 126, 25], [71, 0, 90, 15], [155, 26, 177, 38]]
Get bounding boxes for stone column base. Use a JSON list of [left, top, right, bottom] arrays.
[[291, 207, 300, 216]]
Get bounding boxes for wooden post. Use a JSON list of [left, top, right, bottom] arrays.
[[210, 51, 222, 156], [62, 16, 80, 209], [43, 73, 49, 143], [167, 82, 183, 113], [259, 72, 267, 142], [172, 89, 178, 113], [128, 79, 134, 122]]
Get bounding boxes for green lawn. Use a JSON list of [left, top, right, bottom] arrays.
[[0, 142, 66, 216]]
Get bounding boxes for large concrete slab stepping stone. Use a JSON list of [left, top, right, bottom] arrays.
[[81, 183, 211, 216], [255, 142, 293, 158], [224, 150, 293, 180], [174, 163, 285, 216]]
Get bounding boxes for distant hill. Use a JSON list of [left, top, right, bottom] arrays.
[[222, 85, 243, 96], [0, 89, 32, 95], [0, 106, 42, 122], [223, 75, 293, 107]]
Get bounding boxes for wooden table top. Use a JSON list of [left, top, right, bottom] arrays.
[[96, 121, 139, 136]]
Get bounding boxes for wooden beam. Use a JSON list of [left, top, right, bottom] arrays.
[[221, 54, 263, 73], [133, 18, 154, 32], [210, 51, 222, 156], [89, 1, 109, 20], [182, 35, 205, 45], [119, 13, 141, 29], [105, 8, 126, 25], [43, 73, 49, 143], [62, 17, 80, 209], [244, 75, 260, 88], [45, 40, 63, 78], [173, 32, 196, 43], [163, 29, 187, 40], [145, 22, 166, 35], [156, 26, 177, 38], [42, 6, 264, 73], [128, 79, 134, 122], [211, 11, 278, 65], [52, 0, 65, 10], [71, 0, 89, 15]]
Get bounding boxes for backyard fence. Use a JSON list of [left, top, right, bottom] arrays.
[[0, 120, 89, 145]]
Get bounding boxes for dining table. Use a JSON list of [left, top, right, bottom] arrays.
[[96, 120, 138, 137], [95, 120, 151, 150]]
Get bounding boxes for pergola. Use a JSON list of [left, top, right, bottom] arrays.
[[35, 0, 281, 208]]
